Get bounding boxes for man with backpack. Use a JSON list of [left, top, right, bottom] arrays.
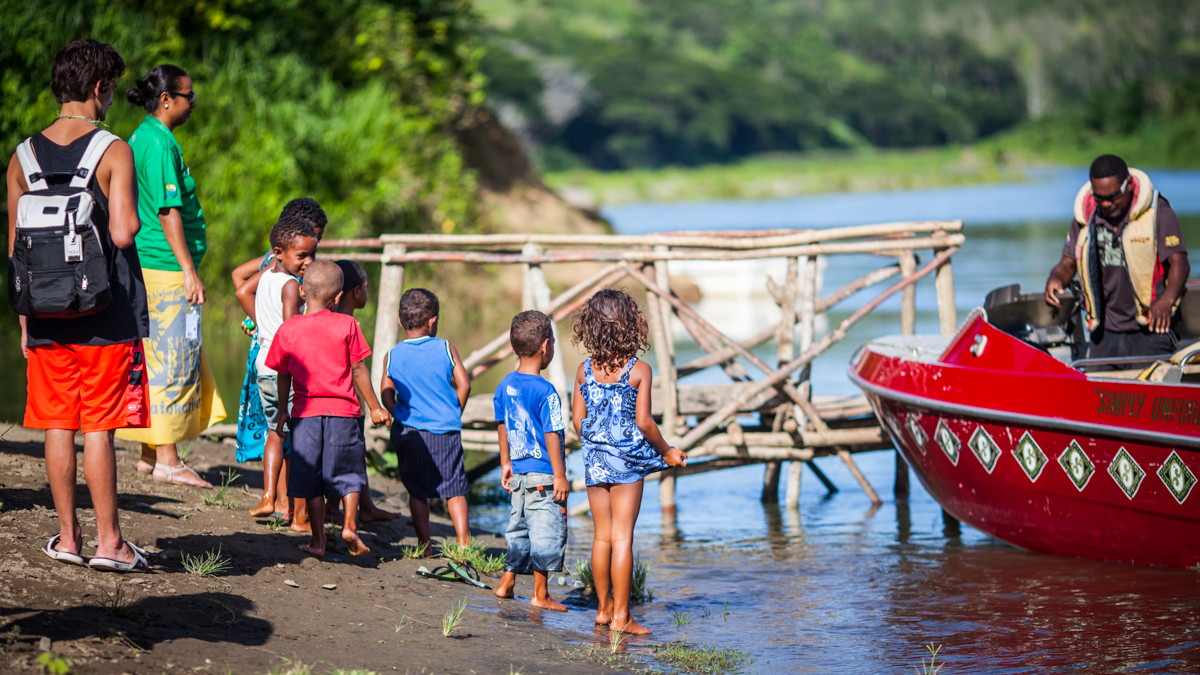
[[5, 39, 151, 571]]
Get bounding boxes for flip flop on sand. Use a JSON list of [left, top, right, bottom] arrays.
[[447, 561, 491, 590], [153, 462, 212, 489], [42, 534, 86, 567], [88, 541, 149, 573], [417, 565, 460, 582]]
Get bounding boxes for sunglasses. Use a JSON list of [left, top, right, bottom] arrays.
[[1092, 177, 1128, 203], [168, 90, 195, 104]]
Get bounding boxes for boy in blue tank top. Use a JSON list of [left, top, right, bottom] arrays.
[[492, 311, 568, 611], [381, 288, 472, 552]]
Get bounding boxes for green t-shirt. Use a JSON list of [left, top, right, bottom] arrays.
[[128, 115, 207, 271]]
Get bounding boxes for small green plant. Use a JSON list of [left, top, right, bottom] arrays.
[[393, 616, 410, 632], [473, 552, 505, 575], [36, 652, 72, 675], [671, 609, 692, 627], [609, 629, 627, 654], [176, 442, 194, 462], [401, 541, 430, 559], [181, 547, 231, 577], [266, 516, 288, 532], [571, 558, 594, 590], [99, 587, 145, 621], [632, 557, 654, 604], [5, 624, 22, 648], [268, 659, 313, 675], [722, 602, 729, 621], [916, 643, 945, 675], [442, 597, 467, 637], [653, 641, 752, 675], [203, 470, 241, 509], [437, 538, 504, 575], [700, 606, 712, 618], [102, 628, 143, 652]]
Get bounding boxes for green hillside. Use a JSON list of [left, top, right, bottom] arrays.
[[476, 0, 1200, 171]]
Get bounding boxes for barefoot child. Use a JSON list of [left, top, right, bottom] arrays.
[[571, 290, 687, 634], [335, 260, 399, 525], [492, 311, 569, 611], [248, 216, 317, 526], [266, 260, 391, 557], [381, 289, 472, 554]]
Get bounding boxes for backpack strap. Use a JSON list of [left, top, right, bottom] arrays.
[[69, 130, 119, 189], [14, 139, 48, 191]]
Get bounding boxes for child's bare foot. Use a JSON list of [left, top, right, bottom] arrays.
[[532, 595, 567, 612], [594, 610, 612, 625], [359, 504, 400, 522], [249, 496, 276, 517], [494, 573, 516, 599], [610, 616, 651, 635], [299, 542, 325, 557], [342, 530, 370, 557], [291, 519, 311, 533]]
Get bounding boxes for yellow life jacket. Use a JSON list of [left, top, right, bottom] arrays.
[[1073, 168, 1167, 331]]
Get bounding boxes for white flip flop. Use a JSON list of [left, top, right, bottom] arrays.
[[88, 541, 149, 573], [42, 534, 86, 567]]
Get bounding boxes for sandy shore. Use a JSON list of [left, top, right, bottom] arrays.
[[0, 427, 619, 674]]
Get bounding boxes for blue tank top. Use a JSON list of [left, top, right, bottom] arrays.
[[387, 336, 462, 433]]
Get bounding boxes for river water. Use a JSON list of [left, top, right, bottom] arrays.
[[468, 168, 1200, 674]]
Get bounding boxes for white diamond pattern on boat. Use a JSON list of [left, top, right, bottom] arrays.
[[935, 420, 959, 465], [1058, 441, 1096, 491], [1157, 451, 1197, 505], [906, 413, 927, 455], [1108, 447, 1145, 500], [969, 426, 1001, 474], [1012, 432, 1048, 483]]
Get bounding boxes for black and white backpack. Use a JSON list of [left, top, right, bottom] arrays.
[[8, 130, 117, 318]]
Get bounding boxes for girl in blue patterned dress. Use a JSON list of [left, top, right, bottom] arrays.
[[571, 289, 687, 635]]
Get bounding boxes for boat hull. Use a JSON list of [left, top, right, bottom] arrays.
[[851, 318, 1200, 567]]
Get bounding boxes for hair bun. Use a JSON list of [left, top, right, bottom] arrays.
[[126, 84, 146, 106]]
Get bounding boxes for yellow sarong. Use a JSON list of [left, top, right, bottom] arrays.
[[117, 269, 225, 445]]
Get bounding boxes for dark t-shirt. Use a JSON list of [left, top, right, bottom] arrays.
[[24, 130, 150, 347], [1062, 195, 1187, 332]]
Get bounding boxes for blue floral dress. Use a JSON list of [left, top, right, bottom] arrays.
[[580, 357, 668, 486]]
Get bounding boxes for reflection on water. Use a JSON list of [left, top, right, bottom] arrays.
[[473, 451, 1200, 674]]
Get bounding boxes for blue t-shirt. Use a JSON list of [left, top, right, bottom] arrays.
[[387, 336, 462, 434], [493, 372, 566, 475]]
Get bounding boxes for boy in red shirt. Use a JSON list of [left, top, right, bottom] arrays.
[[266, 260, 390, 558]]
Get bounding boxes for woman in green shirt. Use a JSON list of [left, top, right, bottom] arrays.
[[117, 65, 225, 487]]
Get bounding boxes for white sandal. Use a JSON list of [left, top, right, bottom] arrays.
[[153, 462, 212, 489], [88, 541, 149, 573], [42, 534, 86, 567]]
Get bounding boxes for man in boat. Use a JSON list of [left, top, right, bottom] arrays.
[[1045, 154, 1190, 365]]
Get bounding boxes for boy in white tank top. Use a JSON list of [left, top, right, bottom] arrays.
[[247, 215, 317, 524]]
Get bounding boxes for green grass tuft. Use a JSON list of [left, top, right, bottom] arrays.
[[202, 470, 241, 509], [653, 641, 752, 674], [671, 609, 692, 627], [98, 587, 146, 621], [570, 557, 653, 603], [400, 541, 430, 559], [181, 546, 231, 577], [915, 643, 945, 675], [437, 538, 504, 575], [442, 597, 467, 637]]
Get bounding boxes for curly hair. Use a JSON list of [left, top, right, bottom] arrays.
[[52, 40, 125, 104], [571, 289, 650, 373], [269, 214, 317, 252], [280, 197, 328, 233]]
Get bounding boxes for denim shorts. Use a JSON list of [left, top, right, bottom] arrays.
[[256, 373, 290, 432], [504, 472, 568, 574]]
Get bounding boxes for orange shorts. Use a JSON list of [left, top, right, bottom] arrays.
[[25, 341, 150, 433]]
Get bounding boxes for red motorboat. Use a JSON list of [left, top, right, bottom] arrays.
[[849, 286, 1200, 567]]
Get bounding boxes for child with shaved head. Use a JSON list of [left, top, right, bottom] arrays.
[[265, 260, 391, 557]]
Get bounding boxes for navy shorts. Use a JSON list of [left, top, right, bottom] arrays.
[[390, 426, 468, 500], [288, 416, 367, 500], [504, 472, 568, 573]]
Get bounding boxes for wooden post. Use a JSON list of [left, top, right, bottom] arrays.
[[371, 243, 406, 391], [896, 250, 916, 498], [522, 243, 568, 406], [935, 244, 958, 335], [645, 251, 679, 511], [769, 257, 799, 505], [785, 460, 804, 509]]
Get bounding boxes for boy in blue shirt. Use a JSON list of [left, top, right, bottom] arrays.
[[492, 311, 569, 611]]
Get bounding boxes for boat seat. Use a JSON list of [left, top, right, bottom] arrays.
[[1170, 342, 1200, 366], [1134, 343, 1200, 384]]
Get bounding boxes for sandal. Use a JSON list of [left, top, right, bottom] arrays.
[[88, 541, 149, 573], [42, 534, 86, 567], [417, 565, 460, 582], [447, 561, 491, 589], [153, 462, 212, 489]]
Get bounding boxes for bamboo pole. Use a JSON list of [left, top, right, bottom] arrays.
[[765, 257, 799, 504], [328, 234, 964, 265], [670, 247, 959, 455], [335, 220, 963, 250], [653, 246, 680, 511], [899, 251, 917, 336], [371, 243, 406, 392], [681, 263, 901, 377], [522, 244, 569, 408], [935, 244, 958, 335]]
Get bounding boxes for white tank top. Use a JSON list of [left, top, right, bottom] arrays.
[[255, 267, 303, 373]]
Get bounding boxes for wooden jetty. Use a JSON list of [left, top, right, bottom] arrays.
[[208, 222, 963, 511]]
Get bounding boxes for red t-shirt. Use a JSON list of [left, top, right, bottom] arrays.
[[264, 310, 371, 418]]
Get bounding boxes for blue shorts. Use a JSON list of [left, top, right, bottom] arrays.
[[504, 472, 568, 573], [256, 373, 290, 433], [288, 416, 367, 500]]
